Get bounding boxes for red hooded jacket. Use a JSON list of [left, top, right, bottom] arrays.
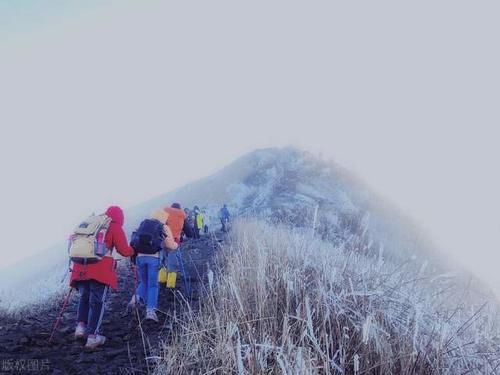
[[70, 206, 134, 290]]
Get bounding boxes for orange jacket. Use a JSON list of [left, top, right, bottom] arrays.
[[164, 206, 186, 241], [136, 209, 179, 259]]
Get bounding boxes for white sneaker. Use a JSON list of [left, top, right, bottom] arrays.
[[74, 322, 87, 340], [85, 334, 106, 349], [146, 309, 159, 323]]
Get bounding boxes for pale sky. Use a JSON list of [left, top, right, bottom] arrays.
[[1, 1, 499, 296]]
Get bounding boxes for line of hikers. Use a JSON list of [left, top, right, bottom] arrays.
[[66, 202, 231, 350]]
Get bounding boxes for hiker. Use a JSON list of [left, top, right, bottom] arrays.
[[164, 203, 187, 274], [164, 203, 186, 244], [182, 207, 194, 240], [70, 206, 134, 349], [129, 209, 178, 322], [203, 211, 209, 234], [193, 206, 204, 239], [219, 204, 231, 232]]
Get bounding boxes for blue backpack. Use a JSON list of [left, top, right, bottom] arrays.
[[130, 219, 165, 255]]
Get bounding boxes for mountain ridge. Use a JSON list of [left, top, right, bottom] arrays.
[[0, 146, 479, 313]]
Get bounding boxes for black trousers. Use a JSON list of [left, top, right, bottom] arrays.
[[76, 280, 108, 335]]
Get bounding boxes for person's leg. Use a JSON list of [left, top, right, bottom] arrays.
[[76, 281, 90, 324], [167, 249, 179, 272], [136, 256, 148, 304], [146, 257, 160, 310], [87, 280, 108, 335], [159, 250, 166, 268]]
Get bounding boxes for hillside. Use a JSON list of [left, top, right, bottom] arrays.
[[0, 235, 221, 374], [157, 220, 500, 374], [0, 147, 498, 374], [0, 147, 487, 313], [127, 147, 437, 260]]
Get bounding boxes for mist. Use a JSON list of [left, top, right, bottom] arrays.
[[0, 1, 499, 296]]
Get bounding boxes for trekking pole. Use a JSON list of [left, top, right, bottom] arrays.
[[59, 269, 69, 284], [176, 246, 191, 298], [48, 287, 74, 343], [128, 260, 139, 315], [133, 262, 139, 306], [59, 259, 72, 284]]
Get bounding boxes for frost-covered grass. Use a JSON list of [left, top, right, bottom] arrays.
[[156, 220, 500, 374], [0, 243, 69, 316]]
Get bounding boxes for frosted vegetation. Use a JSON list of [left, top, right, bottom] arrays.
[[0, 148, 434, 314], [157, 220, 500, 374], [1, 148, 498, 373], [0, 244, 68, 316]]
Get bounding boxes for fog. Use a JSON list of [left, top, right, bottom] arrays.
[[1, 1, 498, 296]]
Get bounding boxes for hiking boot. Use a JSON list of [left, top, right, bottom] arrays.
[[74, 322, 87, 340], [85, 334, 106, 350], [145, 309, 159, 323]]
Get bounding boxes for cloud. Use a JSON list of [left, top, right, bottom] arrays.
[[0, 1, 499, 295]]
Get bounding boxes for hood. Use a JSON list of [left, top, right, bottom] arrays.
[[105, 206, 124, 226], [151, 209, 169, 224]]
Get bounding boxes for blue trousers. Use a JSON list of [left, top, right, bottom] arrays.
[[76, 280, 109, 335], [166, 250, 180, 272], [136, 256, 160, 310]]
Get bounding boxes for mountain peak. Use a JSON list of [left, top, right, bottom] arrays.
[[127, 147, 432, 262]]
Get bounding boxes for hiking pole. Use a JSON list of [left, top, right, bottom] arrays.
[[60, 259, 72, 284], [48, 287, 74, 343], [176, 246, 191, 298], [132, 262, 139, 313], [129, 262, 150, 373], [59, 269, 69, 284], [127, 260, 139, 316]]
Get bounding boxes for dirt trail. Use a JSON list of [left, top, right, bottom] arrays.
[[0, 234, 224, 374]]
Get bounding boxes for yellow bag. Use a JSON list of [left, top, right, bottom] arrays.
[[158, 267, 168, 283], [166, 272, 177, 289]]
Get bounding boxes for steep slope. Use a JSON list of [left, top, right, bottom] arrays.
[[156, 220, 500, 374], [0, 147, 496, 375], [127, 147, 436, 262], [0, 235, 221, 374], [0, 147, 458, 313]]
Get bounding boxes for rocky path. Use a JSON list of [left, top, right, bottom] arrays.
[[0, 234, 224, 375]]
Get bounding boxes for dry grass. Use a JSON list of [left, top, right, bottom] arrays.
[[156, 220, 500, 374]]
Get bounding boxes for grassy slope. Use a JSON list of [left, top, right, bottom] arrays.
[[157, 220, 500, 374]]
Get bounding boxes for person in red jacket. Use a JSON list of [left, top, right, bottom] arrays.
[[70, 206, 134, 349]]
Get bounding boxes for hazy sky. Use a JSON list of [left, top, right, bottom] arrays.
[[1, 1, 499, 295]]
